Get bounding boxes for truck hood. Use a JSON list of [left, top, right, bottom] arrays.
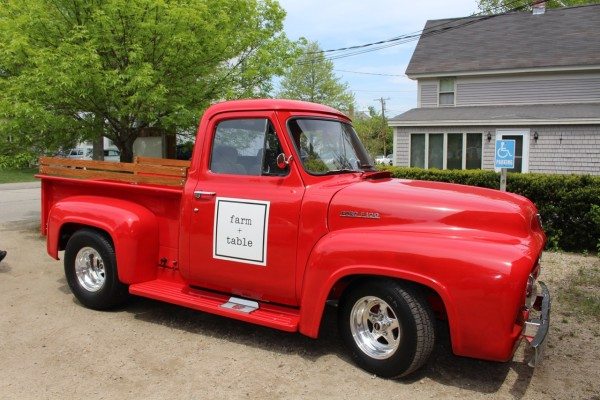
[[328, 178, 541, 241]]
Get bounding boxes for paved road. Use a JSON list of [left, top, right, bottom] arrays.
[[0, 181, 41, 223]]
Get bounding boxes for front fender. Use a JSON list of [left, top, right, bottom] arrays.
[[298, 227, 542, 362], [47, 196, 158, 284]]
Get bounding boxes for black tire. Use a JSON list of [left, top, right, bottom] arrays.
[[64, 228, 129, 310], [339, 280, 435, 378]]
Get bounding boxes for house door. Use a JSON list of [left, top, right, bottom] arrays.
[[496, 129, 529, 172]]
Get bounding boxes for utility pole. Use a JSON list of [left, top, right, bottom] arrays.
[[375, 97, 390, 155]]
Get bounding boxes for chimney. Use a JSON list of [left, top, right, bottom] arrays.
[[532, 1, 546, 15]]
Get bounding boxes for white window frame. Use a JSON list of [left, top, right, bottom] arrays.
[[437, 78, 456, 107], [409, 133, 483, 170], [494, 129, 530, 173]]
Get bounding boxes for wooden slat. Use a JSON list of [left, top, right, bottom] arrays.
[[40, 165, 185, 187], [39, 157, 187, 178], [133, 163, 187, 177], [135, 156, 191, 168], [40, 157, 137, 172]]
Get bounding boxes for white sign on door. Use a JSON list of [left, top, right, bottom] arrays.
[[213, 197, 270, 266]]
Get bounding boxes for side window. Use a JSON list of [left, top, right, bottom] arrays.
[[210, 118, 288, 177], [438, 78, 455, 106]]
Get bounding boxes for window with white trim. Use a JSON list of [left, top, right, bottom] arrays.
[[410, 133, 482, 170], [438, 78, 455, 106]]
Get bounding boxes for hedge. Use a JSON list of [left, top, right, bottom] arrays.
[[380, 167, 600, 253]]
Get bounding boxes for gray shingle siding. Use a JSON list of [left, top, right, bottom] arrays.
[[529, 126, 600, 174], [395, 133, 410, 166], [419, 82, 438, 107], [394, 125, 600, 175], [456, 74, 600, 106]]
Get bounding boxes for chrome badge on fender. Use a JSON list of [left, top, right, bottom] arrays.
[[340, 210, 380, 219]]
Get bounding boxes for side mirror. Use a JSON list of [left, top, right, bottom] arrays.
[[276, 153, 293, 169]]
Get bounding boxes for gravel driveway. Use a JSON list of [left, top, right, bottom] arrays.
[[0, 219, 598, 400]]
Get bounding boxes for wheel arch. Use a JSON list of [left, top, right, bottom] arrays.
[[329, 274, 448, 319], [298, 266, 457, 343], [47, 196, 159, 284], [58, 222, 114, 252]]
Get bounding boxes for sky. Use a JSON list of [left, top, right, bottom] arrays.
[[276, 0, 479, 117]]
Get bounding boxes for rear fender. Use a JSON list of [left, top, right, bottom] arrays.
[[47, 196, 158, 284]]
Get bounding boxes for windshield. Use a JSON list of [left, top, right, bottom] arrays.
[[287, 118, 374, 175]]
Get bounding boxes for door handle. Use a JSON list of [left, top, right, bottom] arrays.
[[194, 190, 216, 199]]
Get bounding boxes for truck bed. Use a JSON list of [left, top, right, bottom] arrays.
[[38, 156, 190, 264]]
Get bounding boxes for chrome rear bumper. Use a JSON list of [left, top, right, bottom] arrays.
[[521, 281, 551, 367]]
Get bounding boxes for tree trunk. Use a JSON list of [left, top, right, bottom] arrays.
[[91, 113, 105, 160], [92, 135, 104, 160], [114, 132, 137, 163], [120, 145, 134, 163]]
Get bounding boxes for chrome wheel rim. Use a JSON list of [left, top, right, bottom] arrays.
[[74, 247, 106, 292], [349, 296, 401, 359]]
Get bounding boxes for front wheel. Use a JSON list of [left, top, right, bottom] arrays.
[[339, 280, 435, 378], [64, 228, 129, 310]]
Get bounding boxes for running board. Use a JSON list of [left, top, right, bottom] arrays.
[[129, 279, 299, 332]]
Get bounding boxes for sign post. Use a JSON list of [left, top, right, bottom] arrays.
[[495, 139, 515, 192]]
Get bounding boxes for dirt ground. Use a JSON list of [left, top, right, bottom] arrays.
[[1, 219, 599, 400]]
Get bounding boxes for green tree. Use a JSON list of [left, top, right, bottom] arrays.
[[478, 0, 600, 13], [0, 0, 295, 161], [352, 106, 392, 158], [277, 39, 354, 112]]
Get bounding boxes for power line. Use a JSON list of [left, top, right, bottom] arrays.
[[298, 0, 539, 64], [334, 69, 406, 77], [351, 89, 414, 93], [323, 13, 505, 61], [312, 0, 532, 55]]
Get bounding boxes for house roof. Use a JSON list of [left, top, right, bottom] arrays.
[[405, 5, 600, 77], [389, 103, 600, 126]]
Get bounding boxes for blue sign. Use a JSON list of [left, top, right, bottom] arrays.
[[495, 139, 515, 169]]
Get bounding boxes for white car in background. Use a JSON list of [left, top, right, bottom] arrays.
[[66, 148, 92, 160], [66, 147, 120, 162], [374, 154, 393, 165], [102, 149, 121, 162]]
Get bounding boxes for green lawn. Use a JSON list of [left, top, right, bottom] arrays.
[[0, 168, 39, 184]]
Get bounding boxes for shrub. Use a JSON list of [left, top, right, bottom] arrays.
[[381, 167, 600, 253], [0, 153, 38, 170]]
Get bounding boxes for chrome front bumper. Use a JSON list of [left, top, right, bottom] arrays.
[[521, 281, 551, 367]]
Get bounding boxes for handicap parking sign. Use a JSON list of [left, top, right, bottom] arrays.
[[495, 140, 515, 169]]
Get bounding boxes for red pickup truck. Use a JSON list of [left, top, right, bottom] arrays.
[[39, 99, 550, 378]]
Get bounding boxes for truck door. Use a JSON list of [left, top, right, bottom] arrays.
[[188, 112, 304, 306]]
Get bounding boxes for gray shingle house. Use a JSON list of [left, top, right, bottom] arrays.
[[389, 4, 600, 174]]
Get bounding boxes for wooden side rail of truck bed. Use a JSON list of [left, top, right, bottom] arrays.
[[39, 156, 191, 187]]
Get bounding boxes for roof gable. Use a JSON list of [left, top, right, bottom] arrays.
[[406, 5, 600, 77]]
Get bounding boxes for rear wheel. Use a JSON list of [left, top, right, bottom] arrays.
[[339, 280, 435, 378], [64, 229, 128, 310]]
